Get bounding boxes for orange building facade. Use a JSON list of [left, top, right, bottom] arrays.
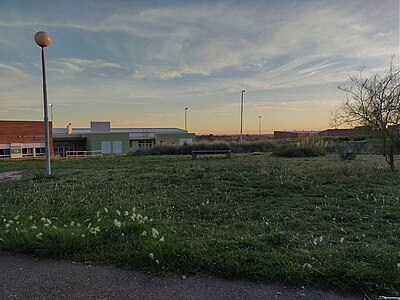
[[0, 120, 53, 159]]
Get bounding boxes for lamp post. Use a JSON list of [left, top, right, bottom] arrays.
[[184, 107, 188, 131], [258, 115, 261, 136], [34, 31, 52, 176], [240, 89, 245, 142], [49, 103, 54, 125]]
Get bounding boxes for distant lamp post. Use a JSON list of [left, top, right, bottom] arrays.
[[49, 103, 54, 125], [240, 89, 245, 142], [184, 107, 188, 131], [34, 31, 52, 176], [258, 115, 262, 136]]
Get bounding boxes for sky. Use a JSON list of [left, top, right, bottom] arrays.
[[0, 0, 398, 134]]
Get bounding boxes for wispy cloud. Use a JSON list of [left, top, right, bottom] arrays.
[[0, 0, 398, 131]]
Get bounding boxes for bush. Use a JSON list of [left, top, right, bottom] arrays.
[[272, 140, 326, 157], [340, 151, 357, 160], [229, 141, 274, 153], [128, 141, 274, 156]]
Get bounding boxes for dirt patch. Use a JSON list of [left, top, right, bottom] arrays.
[[0, 171, 23, 183]]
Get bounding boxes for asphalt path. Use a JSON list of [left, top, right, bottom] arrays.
[[0, 251, 362, 300]]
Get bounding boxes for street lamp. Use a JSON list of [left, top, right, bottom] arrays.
[[184, 107, 188, 131], [49, 103, 54, 125], [240, 89, 245, 142], [34, 31, 52, 176], [258, 115, 262, 136]]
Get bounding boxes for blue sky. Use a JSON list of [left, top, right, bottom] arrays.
[[0, 0, 398, 134]]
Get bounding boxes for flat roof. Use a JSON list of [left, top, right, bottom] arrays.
[[53, 127, 188, 134]]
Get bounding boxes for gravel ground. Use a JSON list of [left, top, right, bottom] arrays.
[[0, 251, 363, 300]]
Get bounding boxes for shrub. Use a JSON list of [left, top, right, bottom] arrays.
[[272, 139, 326, 157], [340, 151, 357, 160], [128, 141, 274, 156]]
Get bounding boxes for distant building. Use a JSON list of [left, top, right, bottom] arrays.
[[274, 130, 319, 139], [0, 120, 53, 159], [53, 121, 195, 156], [273, 125, 374, 139], [0, 120, 195, 159], [317, 128, 356, 137]]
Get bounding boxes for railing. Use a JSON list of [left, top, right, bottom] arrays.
[[65, 150, 103, 158]]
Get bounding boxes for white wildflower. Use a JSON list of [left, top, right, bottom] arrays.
[[340, 237, 345, 244], [159, 237, 165, 242], [5, 223, 10, 228], [29, 215, 33, 220], [81, 234, 85, 238], [40, 217, 46, 222], [155, 260, 160, 264], [77, 223, 81, 227], [151, 228, 159, 238], [87, 223, 92, 229], [149, 253, 154, 260], [30, 225, 37, 229], [104, 207, 108, 213], [14, 215, 20, 220], [52, 225, 57, 229], [44, 224, 49, 227], [124, 211, 129, 216], [89, 226, 100, 235], [141, 231, 147, 236], [36, 232, 43, 239], [114, 219, 121, 228], [70, 221, 75, 227], [96, 211, 100, 218], [116, 210, 121, 216]]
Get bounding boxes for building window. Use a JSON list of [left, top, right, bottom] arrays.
[[35, 147, 46, 156], [0, 148, 10, 158], [22, 148, 34, 156], [138, 140, 153, 149]]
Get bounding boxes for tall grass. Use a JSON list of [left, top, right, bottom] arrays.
[[129, 141, 274, 156], [273, 139, 326, 157], [1, 155, 399, 295]]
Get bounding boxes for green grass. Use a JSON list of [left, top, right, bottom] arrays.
[[0, 154, 399, 295]]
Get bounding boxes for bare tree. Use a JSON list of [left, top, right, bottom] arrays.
[[333, 56, 400, 171]]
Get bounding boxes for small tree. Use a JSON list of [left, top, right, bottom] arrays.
[[333, 57, 400, 171]]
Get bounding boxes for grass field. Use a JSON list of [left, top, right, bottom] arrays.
[[0, 154, 399, 295]]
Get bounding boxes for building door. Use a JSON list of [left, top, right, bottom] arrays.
[[101, 141, 112, 155], [112, 141, 123, 154]]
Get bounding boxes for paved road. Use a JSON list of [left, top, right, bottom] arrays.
[[0, 251, 362, 300]]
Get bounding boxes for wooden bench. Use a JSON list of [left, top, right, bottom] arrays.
[[191, 150, 232, 160]]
